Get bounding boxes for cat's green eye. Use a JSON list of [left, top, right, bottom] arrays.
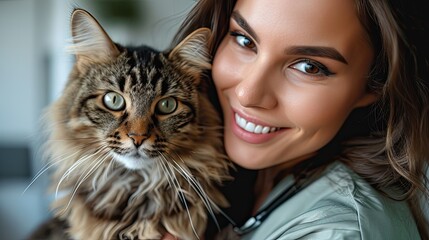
[[156, 97, 178, 114], [103, 92, 125, 111]]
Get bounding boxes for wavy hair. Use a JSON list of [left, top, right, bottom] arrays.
[[344, 0, 429, 238]]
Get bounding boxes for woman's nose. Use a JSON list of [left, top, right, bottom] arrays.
[[235, 62, 277, 109]]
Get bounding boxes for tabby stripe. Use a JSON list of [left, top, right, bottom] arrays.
[[126, 51, 137, 67], [151, 53, 164, 69], [150, 69, 162, 90], [118, 111, 129, 125], [182, 102, 197, 119], [129, 69, 138, 87], [77, 94, 98, 116], [85, 106, 111, 125], [95, 106, 110, 115], [175, 120, 190, 130], [84, 110, 100, 125], [118, 76, 126, 92], [160, 74, 170, 96], [149, 115, 158, 127], [106, 76, 117, 86]]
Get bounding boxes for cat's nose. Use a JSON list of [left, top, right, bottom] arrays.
[[127, 133, 147, 147]]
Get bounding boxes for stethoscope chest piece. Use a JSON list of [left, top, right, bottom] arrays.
[[233, 215, 263, 235]]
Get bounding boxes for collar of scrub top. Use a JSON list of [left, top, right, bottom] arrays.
[[223, 170, 321, 236]]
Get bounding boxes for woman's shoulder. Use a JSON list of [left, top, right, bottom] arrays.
[[244, 161, 420, 240], [315, 162, 419, 238]]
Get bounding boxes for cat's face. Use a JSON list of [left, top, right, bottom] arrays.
[[59, 10, 212, 170]]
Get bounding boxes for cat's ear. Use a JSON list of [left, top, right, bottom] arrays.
[[169, 28, 212, 77], [68, 9, 120, 67]]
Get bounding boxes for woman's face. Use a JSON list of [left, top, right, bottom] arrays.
[[212, 0, 376, 170]]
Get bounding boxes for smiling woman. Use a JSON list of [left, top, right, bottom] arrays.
[[173, 0, 429, 239], [213, 0, 377, 171]]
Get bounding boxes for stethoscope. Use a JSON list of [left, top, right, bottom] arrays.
[[220, 172, 319, 236]]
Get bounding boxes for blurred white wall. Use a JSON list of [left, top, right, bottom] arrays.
[[0, 1, 193, 239], [0, 0, 40, 144]]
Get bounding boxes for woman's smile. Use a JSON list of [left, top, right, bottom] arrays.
[[231, 110, 286, 144], [235, 112, 280, 134]]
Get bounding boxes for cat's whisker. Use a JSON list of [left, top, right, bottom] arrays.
[[55, 147, 106, 199], [159, 159, 200, 239], [62, 149, 109, 214], [24, 161, 65, 196], [175, 168, 238, 234], [157, 153, 180, 205], [102, 152, 116, 182], [164, 158, 200, 240], [55, 157, 88, 199], [169, 157, 220, 229], [159, 154, 198, 238], [159, 154, 193, 227], [22, 150, 83, 196], [155, 155, 167, 180], [71, 147, 109, 192], [91, 151, 112, 191], [170, 154, 215, 204]]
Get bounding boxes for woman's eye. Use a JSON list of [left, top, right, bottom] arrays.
[[103, 92, 125, 111], [156, 97, 178, 115], [230, 31, 256, 50], [290, 60, 334, 76]]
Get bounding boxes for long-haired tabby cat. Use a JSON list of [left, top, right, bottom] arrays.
[[29, 8, 230, 240]]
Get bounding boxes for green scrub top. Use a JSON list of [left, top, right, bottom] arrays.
[[240, 161, 420, 240]]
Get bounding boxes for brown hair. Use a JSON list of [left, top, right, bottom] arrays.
[[171, 0, 236, 55], [346, 0, 429, 238], [173, 0, 429, 238]]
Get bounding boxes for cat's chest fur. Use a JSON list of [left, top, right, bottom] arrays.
[[42, 8, 230, 240]]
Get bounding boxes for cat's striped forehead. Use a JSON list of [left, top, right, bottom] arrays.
[[90, 46, 194, 111], [121, 47, 171, 93]]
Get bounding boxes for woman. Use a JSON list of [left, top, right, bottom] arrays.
[[170, 0, 429, 239]]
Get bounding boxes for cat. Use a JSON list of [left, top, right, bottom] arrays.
[[30, 8, 230, 240]]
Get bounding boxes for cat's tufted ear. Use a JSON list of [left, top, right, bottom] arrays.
[[169, 28, 212, 78], [68, 9, 120, 68]]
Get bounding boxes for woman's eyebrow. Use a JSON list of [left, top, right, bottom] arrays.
[[231, 11, 348, 65], [231, 11, 259, 42], [285, 46, 348, 64]]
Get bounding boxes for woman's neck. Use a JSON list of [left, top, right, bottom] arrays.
[[252, 152, 317, 213]]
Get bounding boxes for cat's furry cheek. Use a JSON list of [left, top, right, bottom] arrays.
[[67, 116, 95, 130]]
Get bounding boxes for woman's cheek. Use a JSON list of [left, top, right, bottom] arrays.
[[283, 86, 351, 131]]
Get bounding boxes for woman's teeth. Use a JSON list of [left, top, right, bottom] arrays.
[[235, 113, 279, 134]]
